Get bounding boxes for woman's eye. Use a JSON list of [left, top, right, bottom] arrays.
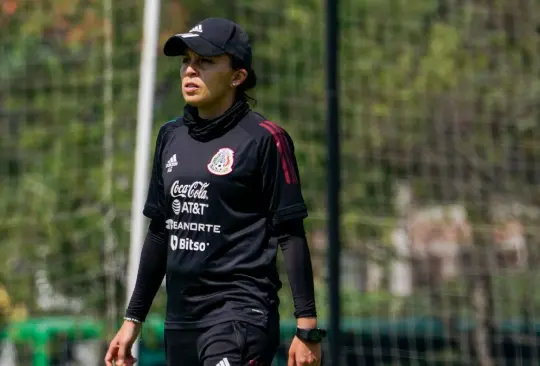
[[201, 58, 213, 64], [182, 57, 190, 64]]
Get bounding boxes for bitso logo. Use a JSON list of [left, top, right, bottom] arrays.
[[207, 148, 235, 176], [170, 235, 208, 252]]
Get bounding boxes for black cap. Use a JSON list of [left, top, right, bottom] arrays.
[[164, 17, 256, 89]]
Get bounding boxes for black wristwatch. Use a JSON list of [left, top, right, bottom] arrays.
[[296, 327, 327, 343]]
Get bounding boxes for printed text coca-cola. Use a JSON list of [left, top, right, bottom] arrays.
[[170, 181, 210, 200]]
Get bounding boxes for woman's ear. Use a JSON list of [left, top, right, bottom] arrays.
[[231, 69, 248, 88]]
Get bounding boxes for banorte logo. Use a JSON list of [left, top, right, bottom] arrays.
[[170, 181, 209, 199]]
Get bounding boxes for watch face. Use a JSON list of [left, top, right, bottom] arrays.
[[308, 329, 324, 341]]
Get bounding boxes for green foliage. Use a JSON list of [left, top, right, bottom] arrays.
[[278, 280, 400, 321], [277, 270, 540, 322]]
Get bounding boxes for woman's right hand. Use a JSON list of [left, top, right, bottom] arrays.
[[104, 320, 142, 366]]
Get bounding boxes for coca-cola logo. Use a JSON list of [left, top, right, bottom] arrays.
[[170, 181, 209, 200]]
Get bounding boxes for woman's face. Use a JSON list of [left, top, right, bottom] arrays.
[[180, 49, 246, 116]]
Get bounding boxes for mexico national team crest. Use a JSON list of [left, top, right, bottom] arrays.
[[207, 148, 235, 176]]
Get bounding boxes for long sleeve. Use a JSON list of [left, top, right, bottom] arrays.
[[275, 219, 317, 319], [143, 126, 167, 220], [125, 218, 167, 322]]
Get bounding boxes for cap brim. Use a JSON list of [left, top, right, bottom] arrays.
[[163, 33, 225, 57]]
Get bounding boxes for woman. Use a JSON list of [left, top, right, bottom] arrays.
[[105, 17, 325, 366]]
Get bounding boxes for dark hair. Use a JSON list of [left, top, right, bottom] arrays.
[[230, 56, 257, 106]]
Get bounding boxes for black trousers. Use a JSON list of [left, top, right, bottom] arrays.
[[164, 315, 280, 366]]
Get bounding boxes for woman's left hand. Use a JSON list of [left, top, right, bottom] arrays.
[[287, 336, 321, 366]]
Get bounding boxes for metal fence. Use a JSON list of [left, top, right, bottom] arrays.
[[1, 0, 540, 365]]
